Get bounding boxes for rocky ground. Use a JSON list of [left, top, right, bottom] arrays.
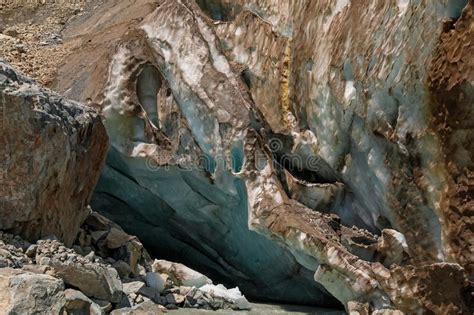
[[0, 209, 251, 314], [0, 0, 102, 87]]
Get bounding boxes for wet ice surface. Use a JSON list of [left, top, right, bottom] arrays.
[[169, 303, 345, 314]]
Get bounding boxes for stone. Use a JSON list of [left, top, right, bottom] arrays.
[[53, 262, 122, 303], [145, 272, 165, 293], [38, 256, 52, 266], [171, 293, 185, 305], [36, 240, 123, 303], [21, 264, 53, 275], [122, 281, 146, 295], [152, 260, 210, 288], [137, 286, 160, 302], [0, 61, 108, 247], [124, 240, 144, 276], [106, 227, 131, 249], [64, 289, 103, 315], [165, 304, 178, 310], [115, 294, 132, 309], [77, 211, 151, 277], [347, 301, 370, 315], [25, 245, 37, 258], [179, 286, 193, 296], [90, 230, 108, 243], [3, 27, 18, 37], [84, 251, 96, 262], [164, 293, 175, 305], [113, 260, 132, 279], [92, 299, 113, 313], [0, 268, 65, 314], [73, 245, 84, 256], [199, 284, 251, 310]]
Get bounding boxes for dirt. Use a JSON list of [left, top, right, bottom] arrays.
[[0, 0, 102, 87]]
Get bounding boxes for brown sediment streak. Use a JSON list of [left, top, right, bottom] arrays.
[[428, 1, 474, 276]]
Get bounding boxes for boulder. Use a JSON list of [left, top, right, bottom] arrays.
[[145, 272, 165, 293], [152, 260, 210, 288], [199, 284, 251, 310], [0, 61, 108, 247], [64, 289, 103, 315], [36, 239, 123, 303], [75, 211, 152, 277], [0, 268, 66, 314]]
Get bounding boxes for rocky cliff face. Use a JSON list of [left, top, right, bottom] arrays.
[[1, 0, 472, 313]]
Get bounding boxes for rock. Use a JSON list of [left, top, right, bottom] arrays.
[[111, 300, 164, 314], [21, 264, 54, 275], [84, 251, 96, 262], [145, 272, 165, 293], [113, 260, 132, 279], [72, 245, 84, 256], [3, 27, 18, 37], [52, 262, 122, 303], [0, 268, 65, 314], [376, 229, 409, 267], [90, 230, 108, 243], [122, 281, 146, 295], [199, 284, 251, 310], [76, 229, 92, 248], [38, 256, 52, 266], [161, 273, 173, 289], [36, 239, 123, 303], [92, 299, 113, 313], [124, 240, 144, 276], [76, 211, 151, 277], [115, 294, 132, 309], [136, 286, 160, 302], [64, 289, 103, 315], [347, 301, 370, 315], [0, 61, 108, 247], [0, 233, 32, 268], [171, 293, 185, 305], [106, 227, 131, 249], [179, 286, 193, 296], [165, 304, 178, 310], [14, 44, 25, 53], [152, 260, 211, 288]]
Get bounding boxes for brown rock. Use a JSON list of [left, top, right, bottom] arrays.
[[0, 62, 108, 247], [106, 227, 132, 249]]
